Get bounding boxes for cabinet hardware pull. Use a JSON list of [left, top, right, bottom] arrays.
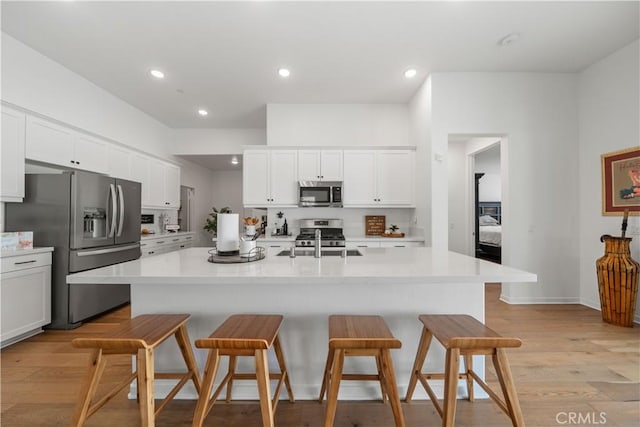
[[14, 260, 37, 265], [172, 239, 179, 242], [156, 241, 165, 244]]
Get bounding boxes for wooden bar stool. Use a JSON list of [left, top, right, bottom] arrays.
[[405, 314, 524, 427], [71, 314, 201, 427], [319, 315, 405, 427], [192, 314, 294, 427]]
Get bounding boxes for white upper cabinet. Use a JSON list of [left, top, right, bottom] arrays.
[[1, 106, 26, 202], [343, 150, 377, 205], [107, 144, 133, 180], [73, 132, 108, 174], [243, 149, 298, 207], [25, 115, 108, 174], [130, 153, 151, 206], [297, 149, 343, 181], [136, 154, 180, 209], [343, 149, 414, 207]]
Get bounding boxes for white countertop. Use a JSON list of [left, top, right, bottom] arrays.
[[258, 234, 425, 242], [67, 246, 536, 286], [1, 247, 54, 258]]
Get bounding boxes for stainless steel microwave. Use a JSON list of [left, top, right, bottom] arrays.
[[298, 181, 343, 207]]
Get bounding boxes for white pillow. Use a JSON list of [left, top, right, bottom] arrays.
[[479, 215, 499, 226]]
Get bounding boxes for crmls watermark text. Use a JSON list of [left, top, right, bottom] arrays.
[[556, 412, 607, 425]]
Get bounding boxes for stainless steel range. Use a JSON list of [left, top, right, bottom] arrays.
[[295, 219, 345, 247]]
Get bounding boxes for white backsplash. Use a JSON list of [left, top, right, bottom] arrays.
[[141, 209, 179, 234], [265, 207, 418, 237]]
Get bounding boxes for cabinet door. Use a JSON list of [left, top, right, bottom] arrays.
[[298, 150, 321, 181], [343, 150, 376, 206], [1, 265, 51, 343], [108, 145, 132, 180], [269, 150, 298, 205], [320, 150, 343, 181], [376, 150, 414, 206], [147, 159, 166, 208], [243, 150, 270, 206], [25, 116, 75, 167], [74, 133, 109, 174], [130, 153, 151, 206], [163, 163, 181, 208], [1, 107, 25, 202]]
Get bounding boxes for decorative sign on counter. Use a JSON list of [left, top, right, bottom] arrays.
[[365, 215, 386, 236]]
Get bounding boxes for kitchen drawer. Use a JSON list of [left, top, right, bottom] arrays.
[[1, 252, 52, 273]]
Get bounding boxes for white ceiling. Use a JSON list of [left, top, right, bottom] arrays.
[[1, 1, 638, 130]]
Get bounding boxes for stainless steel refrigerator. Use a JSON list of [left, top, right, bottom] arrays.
[[5, 171, 141, 329]]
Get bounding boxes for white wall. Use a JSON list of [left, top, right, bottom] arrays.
[[1, 34, 171, 157], [1, 33, 217, 241], [475, 145, 501, 202], [408, 76, 432, 245], [578, 40, 640, 320], [171, 128, 266, 154], [431, 72, 580, 303], [266, 104, 409, 146], [179, 160, 216, 246]]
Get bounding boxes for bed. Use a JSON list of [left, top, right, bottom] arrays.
[[476, 202, 502, 263]]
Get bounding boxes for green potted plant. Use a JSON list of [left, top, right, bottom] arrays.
[[203, 207, 232, 236]]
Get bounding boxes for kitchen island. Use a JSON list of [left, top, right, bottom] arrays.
[[67, 246, 536, 401]]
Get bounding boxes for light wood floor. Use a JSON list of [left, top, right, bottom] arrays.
[[1, 284, 639, 426]]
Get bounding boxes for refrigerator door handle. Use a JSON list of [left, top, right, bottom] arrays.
[[76, 243, 140, 257], [108, 184, 117, 237], [117, 184, 124, 237]]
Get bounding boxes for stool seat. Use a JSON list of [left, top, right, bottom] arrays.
[[418, 314, 522, 350], [320, 315, 405, 427], [71, 314, 201, 427], [195, 314, 282, 350], [193, 314, 294, 427], [405, 314, 524, 427]]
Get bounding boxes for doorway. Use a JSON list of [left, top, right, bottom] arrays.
[[447, 136, 504, 263]]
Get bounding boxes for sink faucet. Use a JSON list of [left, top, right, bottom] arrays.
[[315, 229, 321, 258]]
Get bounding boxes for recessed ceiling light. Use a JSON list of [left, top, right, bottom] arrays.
[[404, 69, 417, 78], [149, 69, 165, 79], [497, 33, 521, 47], [231, 156, 239, 165], [278, 68, 291, 78], [197, 109, 208, 117]]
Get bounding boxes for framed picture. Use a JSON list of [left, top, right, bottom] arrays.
[[601, 147, 640, 215]]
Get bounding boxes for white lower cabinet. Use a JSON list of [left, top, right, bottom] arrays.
[[140, 233, 194, 257], [1, 251, 52, 347]]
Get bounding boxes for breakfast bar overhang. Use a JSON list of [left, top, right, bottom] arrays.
[[67, 247, 537, 401]]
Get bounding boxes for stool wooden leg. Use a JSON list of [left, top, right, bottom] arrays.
[[255, 349, 275, 427], [464, 354, 474, 402], [493, 348, 524, 427], [442, 348, 460, 427], [175, 325, 202, 393], [225, 355, 238, 403], [376, 353, 388, 403], [318, 349, 335, 402], [324, 349, 345, 427], [405, 327, 432, 402], [137, 347, 155, 427], [71, 349, 107, 427], [380, 349, 406, 427], [193, 349, 220, 427], [273, 335, 295, 402]]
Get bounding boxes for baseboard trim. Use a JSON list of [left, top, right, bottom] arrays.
[[500, 294, 581, 304]]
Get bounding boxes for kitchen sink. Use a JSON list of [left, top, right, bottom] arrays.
[[276, 249, 362, 257]]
